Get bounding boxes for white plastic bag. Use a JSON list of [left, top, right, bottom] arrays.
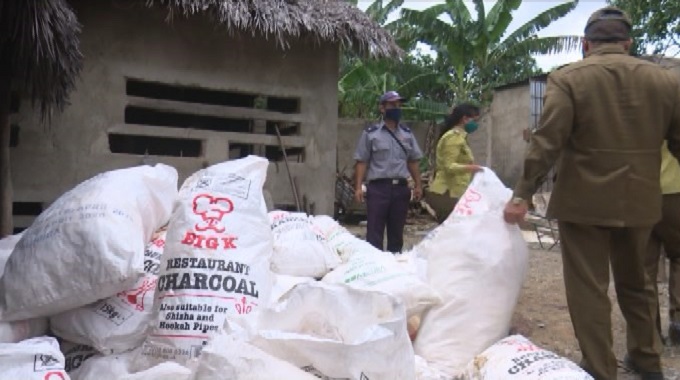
[[311, 216, 376, 262], [396, 249, 428, 282], [0, 337, 70, 380], [140, 156, 274, 366], [251, 282, 415, 380], [193, 334, 319, 380], [61, 343, 98, 377], [51, 230, 167, 354], [0, 233, 48, 343], [322, 250, 440, 317], [0, 165, 178, 321], [120, 362, 192, 380], [413, 169, 529, 377], [0, 231, 22, 258], [415, 355, 452, 380], [0, 318, 48, 344], [61, 343, 145, 380], [269, 211, 341, 277], [270, 274, 314, 305], [465, 335, 593, 380]]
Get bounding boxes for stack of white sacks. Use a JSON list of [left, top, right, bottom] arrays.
[[0, 156, 593, 380]]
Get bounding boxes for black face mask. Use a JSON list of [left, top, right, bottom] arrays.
[[384, 108, 402, 123]]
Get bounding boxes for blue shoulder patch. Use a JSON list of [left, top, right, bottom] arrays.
[[398, 124, 412, 133], [364, 125, 379, 133]]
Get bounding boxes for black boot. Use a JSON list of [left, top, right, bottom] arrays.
[[623, 354, 665, 380]]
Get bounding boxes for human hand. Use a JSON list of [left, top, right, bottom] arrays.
[[412, 186, 423, 201], [503, 198, 529, 224], [467, 164, 484, 173], [354, 188, 364, 203]]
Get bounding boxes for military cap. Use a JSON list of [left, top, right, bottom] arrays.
[[584, 6, 632, 42]]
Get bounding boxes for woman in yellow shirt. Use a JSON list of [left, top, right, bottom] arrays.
[[425, 103, 483, 223]]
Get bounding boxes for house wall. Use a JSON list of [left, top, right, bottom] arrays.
[[468, 109, 491, 167], [10, 0, 339, 229], [487, 85, 531, 186], [482, 57, 680, 189]]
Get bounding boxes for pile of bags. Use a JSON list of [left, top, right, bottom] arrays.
[[0, 155, 593, 379]]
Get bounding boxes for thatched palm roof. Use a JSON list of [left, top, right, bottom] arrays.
[[0, 0, 83, 119], [146, 0, 402, 58]]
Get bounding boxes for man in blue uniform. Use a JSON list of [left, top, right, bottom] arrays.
[[353, 91, 424, 253]]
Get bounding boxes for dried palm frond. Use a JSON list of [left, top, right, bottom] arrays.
[[0, 0, 84, 120], [145, 0, 402, 58]]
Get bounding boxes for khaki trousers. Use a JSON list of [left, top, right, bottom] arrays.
[[423, 190, 458, 224], [559, 222, 663, 380]]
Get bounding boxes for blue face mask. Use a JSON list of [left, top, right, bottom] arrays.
[[384, 108, 402, 123], [464, 120, 479, 134]]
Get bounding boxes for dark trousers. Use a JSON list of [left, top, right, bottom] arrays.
[[365, 180, 411, 252], [559, 222, 662, 379]]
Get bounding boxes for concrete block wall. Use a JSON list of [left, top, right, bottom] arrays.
[[10, 0, 339, 231]]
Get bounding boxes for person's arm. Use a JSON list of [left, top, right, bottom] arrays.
[[353, 131, 371, 202], [407, 161, 422, 200], [438, 133, 480, 174], [514, 74, 574, 200], [407, 135, 424, 200], [505, 73, 574, 223]]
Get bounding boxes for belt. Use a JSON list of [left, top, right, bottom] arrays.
[[369, 178, 408, 186]]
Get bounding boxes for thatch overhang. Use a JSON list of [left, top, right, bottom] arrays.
[[0, 0, 83, 119], [145, 0, 403, 58]]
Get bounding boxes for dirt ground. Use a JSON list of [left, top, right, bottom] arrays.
[[342, 214, 680, 379]]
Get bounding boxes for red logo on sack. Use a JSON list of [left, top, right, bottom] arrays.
[[182, 194, 239, 250], [234, 296, 256, 315], [193, 194, 234, 233], [117, 277, 157, 311], [453, 188, 482, 216], [44, 372, 66, 380]]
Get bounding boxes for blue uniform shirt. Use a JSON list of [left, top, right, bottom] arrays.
[[353, 122, 424, 181]]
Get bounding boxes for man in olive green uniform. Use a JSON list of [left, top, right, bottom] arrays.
[[503, 7, 680, 380]]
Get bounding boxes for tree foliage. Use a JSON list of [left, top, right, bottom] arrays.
[[397, 0, 581, 102], [607, 0, 680, 55], [339, 0, 580, 119]]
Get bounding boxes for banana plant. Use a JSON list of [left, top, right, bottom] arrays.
[[397, 0, 581, 102]]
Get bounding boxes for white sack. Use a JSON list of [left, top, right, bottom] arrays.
[[464, 335, 593, 380], [413, 169, 529, 376], [396, 248, 428, 282], [0, 165, 178, 321], [270, 274, 314, 305], [120, 362, 192, 380], [62, 343, 145, 380], [193, 333, 319, 380], [268, 211, 341, 277], [51, 230, 167, 354], [139, 156, 274, 366], [250, 282, 415, 380], [0, 337, 70, 380], [311, 216, 376, 262], [322, 250, 440, 317], [68, 350, 137, 380], [0, 233, 47, 343], [415, 355, 452, 380], [61, 343, 98, 378]]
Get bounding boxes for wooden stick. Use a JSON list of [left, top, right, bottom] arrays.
[[273, 124, 302, 211]]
